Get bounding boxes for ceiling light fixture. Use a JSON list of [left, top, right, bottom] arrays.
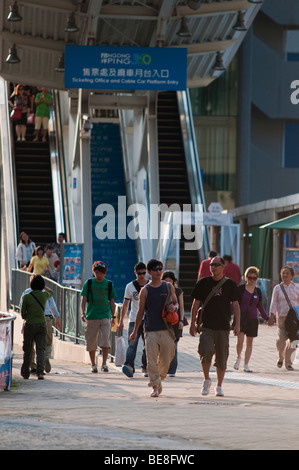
[[213, 52, 226, 71], [7, 1, 22, 22], [55, 53, 65, 72], [177, 17, 192, 37], [6, 44, 21, 64], [65, 12, 79, 33], [187, 0, 203, 10], [233, 11, 247, 31]]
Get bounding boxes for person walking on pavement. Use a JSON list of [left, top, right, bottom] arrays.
[[20, 279, 61, 374], [119, 262, 149, 378], [269, 265, 299, 371], [161, 270, 185, 377], [130, 259, 177, 397], [223, 254, 242, 286], [20, 275, 54, 380], [190, 256, 240, 397], [233, 266, 274, 373], [197, 250, 217, 281], [81, 261, 116, 373]]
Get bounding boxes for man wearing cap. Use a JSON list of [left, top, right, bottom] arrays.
[[81, 261, 116, 373]]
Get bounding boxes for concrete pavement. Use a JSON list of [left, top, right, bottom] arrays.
[[1, 322, 299, 450]]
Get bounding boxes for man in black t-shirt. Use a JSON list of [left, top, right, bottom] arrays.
[[190, 256, 240, 397]]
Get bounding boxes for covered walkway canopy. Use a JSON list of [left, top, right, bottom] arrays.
[[0, 0, 263, 90], [260, 213, 299, 231]]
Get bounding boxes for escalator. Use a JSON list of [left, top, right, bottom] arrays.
[[157, 91, 199, 311], [13, 123, 56, 246]]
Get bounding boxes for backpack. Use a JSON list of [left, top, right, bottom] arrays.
[[87, 278, 112, 303]]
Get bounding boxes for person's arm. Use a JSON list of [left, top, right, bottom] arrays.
[[119, 298, 130, 331], [110, 298, 116, 326], [167, 283, 178, 311], [129, 288, 147, 341], [232, 300, 240, 336], [178, 292, 185, 330], [189, 298, 201, 337], [81, 296, 87, 322]]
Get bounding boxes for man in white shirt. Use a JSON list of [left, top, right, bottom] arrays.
[[119, 262, 148, 377], [269, 265, 299, 370]]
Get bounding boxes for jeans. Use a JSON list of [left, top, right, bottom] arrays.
[[125, 321, 146, 372], [168, 341, 178, 374], [21, 322, 47, 377]]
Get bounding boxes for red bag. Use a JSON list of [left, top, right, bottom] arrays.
[[10, 106, 22, 121], [164, 303, 179, 325]]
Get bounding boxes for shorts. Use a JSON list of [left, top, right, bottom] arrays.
[[198, 327, 229, 370], [85, 318, 111, 351], [240, 315, 258, 338], [35, 116, 49, 130]]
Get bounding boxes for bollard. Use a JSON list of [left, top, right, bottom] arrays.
[[0, 312, 16, 391]]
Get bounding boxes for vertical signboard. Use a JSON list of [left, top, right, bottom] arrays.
[[61, 243, 84, 287], [0, 315, 15, 391]]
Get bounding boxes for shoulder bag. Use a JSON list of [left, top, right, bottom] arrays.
[[195, 277, 228, 333]]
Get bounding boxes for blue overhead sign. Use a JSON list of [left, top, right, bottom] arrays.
[[65, 45, 187, 91]]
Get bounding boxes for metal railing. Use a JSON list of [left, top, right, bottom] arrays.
[[11, 269, 122, 360]]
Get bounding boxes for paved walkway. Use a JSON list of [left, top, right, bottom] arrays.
[[1, 322, 299, 450]]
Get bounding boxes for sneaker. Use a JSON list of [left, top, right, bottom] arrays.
[[215, 386, 224, 397], [101, 364, 109, 372], [91, 364, 98, 373], [37, 374, 44, 380], [168, 373, 176, 377], [201, 379, 212, 396], [122, 365, 134, 378], [233, 358, 241, 370], [286, 365, 294, 371], [44, 357, 51, 373], [141, 368, 148, 377], [150, 387, 159, 397], [244, 364, 253, 373]]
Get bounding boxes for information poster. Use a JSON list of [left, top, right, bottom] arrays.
[[0, 319, 13, 390], [65, 45, 187, 91], [61, 243, 84, 286], [284, 248, 299, 282]]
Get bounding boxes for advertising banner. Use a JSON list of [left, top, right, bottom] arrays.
[[284, 248, 299, 282], [65, 45, 187, 91], [0, 318, 14, 390], [61, 243, 84, 286]]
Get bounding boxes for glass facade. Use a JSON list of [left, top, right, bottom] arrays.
[[189, 56, 238, 210]]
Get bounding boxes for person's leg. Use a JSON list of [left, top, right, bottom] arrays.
[[168, 341, 178, 375], [145, 331, 161, 395], [35, 323, 47, 378], [214, 330, 229, 396], [244, 336, 254, 367], [99, 318, 111, 371], [44, 316, 53, 372], [234, 332, 244, 370], [21, 323, 35, 378], [276, 317, 288, 365], [158, 330, 175, 382], [124, 322, 140, 371], [85, 320, 101, 372]]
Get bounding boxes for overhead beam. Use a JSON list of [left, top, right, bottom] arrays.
[[89, 94, 147, 110]]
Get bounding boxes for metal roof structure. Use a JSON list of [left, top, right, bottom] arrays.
[[0, 0, 263, 90]]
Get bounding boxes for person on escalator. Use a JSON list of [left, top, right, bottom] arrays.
[[33, 87, 52, 143], [9, 84, 30, 142]]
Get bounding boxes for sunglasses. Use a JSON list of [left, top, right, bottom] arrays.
[[247, 276, 258, 280], [151, 267, 163, 272], [136, 271, 146, 275], [210, 263, 223, 267], [94, 262, 106, 269]]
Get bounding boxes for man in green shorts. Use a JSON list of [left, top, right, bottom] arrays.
[[81, 261, 116, 373], [33, 87, 52, 142]]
